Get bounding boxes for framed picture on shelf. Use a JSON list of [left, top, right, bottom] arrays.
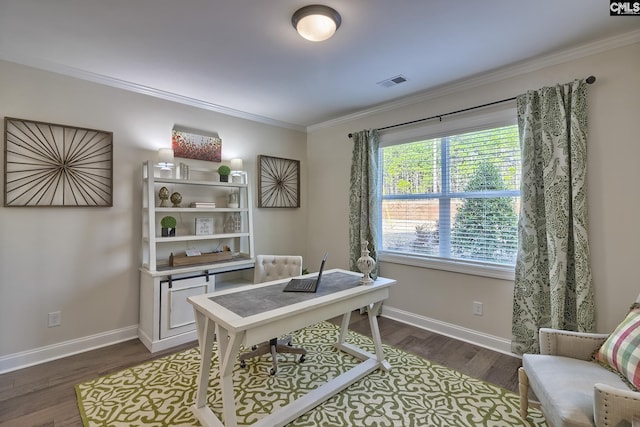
[[258, 155, 300, 208], [195, 217, 214, 235]]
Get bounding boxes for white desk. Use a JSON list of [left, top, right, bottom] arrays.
[[187, 269, 396, 427]]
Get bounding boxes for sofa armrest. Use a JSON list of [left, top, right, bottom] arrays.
[[594, 383, 640, 427], [539, 328, 609, 359]]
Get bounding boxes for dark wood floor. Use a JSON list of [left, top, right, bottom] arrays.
[[0, 311, 522, 426]]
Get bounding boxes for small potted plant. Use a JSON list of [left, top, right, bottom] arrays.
[[161, 216, 177, 237], [218, 165, 231, 182]]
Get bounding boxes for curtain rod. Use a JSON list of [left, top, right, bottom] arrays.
[[348, 75, 596, 138]]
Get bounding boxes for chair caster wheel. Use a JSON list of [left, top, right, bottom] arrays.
[[270, 368, 277, 375], [240, 360, 246, 368], [299, 355, 306, 363]]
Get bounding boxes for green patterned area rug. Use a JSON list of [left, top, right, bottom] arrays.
[[76, 321, 546, 426]]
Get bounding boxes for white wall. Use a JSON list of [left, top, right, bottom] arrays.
[[0, 60, 307, 359], [306, 42, 640, 347]]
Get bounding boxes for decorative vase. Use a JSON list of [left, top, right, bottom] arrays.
[[158, 186, 169, 207], [357, 240, 376, 285], [220, 174, 229, 182], [170, 192, 182, 207], [227, 191, 239, 208]]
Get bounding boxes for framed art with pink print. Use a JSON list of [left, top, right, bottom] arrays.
[[171, 128, 221, 162]]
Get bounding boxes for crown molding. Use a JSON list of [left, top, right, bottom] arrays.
[[2, 28, 638, 136], [0, 51, 305, 133], [308, 29, 640, 134]]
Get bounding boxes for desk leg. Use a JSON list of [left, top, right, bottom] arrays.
[[191, 312, 225, 427], [337, 311, 352, 345], [367, 301, 391, 372], [193, 308, 206, 348], [194, 313, 216, 409], [334, 305, 390, 372], [216, 325, 244, 427]]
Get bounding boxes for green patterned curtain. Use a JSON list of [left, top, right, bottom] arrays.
[[349, 129, 379, 278], [511, 79, 595, 355]]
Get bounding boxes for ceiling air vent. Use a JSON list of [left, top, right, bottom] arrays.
[[377, 75, 408, 88]]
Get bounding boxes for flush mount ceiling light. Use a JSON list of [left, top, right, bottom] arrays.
[[292, 4, 341, 42]]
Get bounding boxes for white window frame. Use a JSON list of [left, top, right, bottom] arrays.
[[377, 105, 518, 280]]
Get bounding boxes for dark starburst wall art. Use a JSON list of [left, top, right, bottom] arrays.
[[4, 117, 113, 207], [257, 155, 300, 208]]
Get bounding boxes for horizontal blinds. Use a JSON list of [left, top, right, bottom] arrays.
[[381, 125, 520, 265]]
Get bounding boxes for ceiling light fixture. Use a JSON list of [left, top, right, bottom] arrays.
[[292, 5, 341, 42]]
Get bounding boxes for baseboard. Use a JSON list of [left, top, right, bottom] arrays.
[[381, 305, 516, 357], [0, 325, 139, 374], [137, 327, 197, 353], [0, 308, 516, 374]]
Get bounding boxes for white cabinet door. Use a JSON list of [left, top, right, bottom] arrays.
[[160, 275, 214, 339]]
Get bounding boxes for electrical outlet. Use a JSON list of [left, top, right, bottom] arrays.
[[472, 301, 483, 316], [48, 311, 61, 327]]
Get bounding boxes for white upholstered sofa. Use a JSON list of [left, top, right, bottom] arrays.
[[519, 327, 640, 427]]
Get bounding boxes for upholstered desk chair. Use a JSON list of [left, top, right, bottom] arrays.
[[239, 255, 307, 375], [519, 296, 640, 427]]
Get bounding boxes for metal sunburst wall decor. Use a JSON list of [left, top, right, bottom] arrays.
[[257, 154, 300, 208], [4, 117, 113, 207]]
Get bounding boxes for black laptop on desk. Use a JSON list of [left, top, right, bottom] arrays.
[[283, 252, 327, 293]]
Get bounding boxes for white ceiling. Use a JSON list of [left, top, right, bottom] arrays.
[[0, 1, 638, 130]]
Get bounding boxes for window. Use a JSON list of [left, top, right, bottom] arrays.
[[379, 117, 520, 277]]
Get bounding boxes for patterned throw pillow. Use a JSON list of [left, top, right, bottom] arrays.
[[595, 303, 640, 390]]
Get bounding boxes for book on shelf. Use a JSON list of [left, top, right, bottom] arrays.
[[190, 202, 216, 208]]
